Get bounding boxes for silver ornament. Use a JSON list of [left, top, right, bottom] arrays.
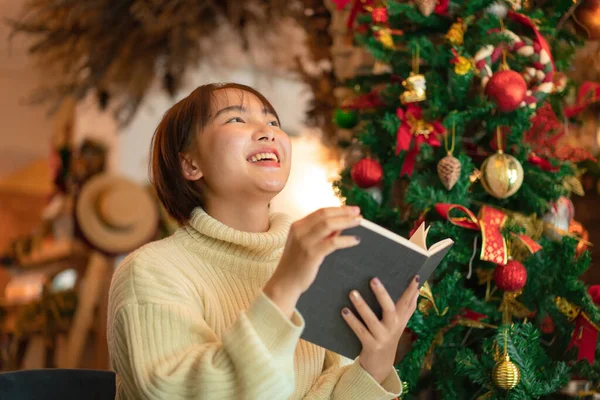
[[543, 196, 574, 241], [365, 187, 383, 206]]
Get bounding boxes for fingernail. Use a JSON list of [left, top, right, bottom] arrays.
[[354, 215, 363, 222], [342, 308, 350, 315], [372, 277, 381, 287], [354, 236, 361, 243], [351, 290, 360, 300], [351, 206, 360, 215], [415, 275, 420, 283]]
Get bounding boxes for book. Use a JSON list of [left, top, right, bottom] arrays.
[[296, 219, 454, 360]]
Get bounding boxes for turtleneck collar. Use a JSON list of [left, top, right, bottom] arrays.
[[176, 207, 292, 279]]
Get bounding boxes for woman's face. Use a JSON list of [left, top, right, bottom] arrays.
[[182, 88, 292, 202]]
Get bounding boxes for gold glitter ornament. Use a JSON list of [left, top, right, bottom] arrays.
[[493, 355, 521, 390]]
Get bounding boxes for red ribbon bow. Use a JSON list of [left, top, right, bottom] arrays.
[[396, 105, 444, 176], [435, 204, 542, 265], [567, 286, 600, 364]]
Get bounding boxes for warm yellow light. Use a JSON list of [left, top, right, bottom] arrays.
[[271, 135, 343, 220]]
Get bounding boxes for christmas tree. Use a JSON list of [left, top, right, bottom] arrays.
[[332, 0, 600, 398]]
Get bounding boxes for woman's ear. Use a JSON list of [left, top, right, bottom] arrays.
[[179, 152, 203, 181]]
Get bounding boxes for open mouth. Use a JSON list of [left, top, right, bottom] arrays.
[[246, 150, 280, 165]]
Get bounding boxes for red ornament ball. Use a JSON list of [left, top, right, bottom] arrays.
[[351, 158, 383, 189], [485, 70, 528, 113], [372, 7, 389, 24], [493, 260, 527, 292]]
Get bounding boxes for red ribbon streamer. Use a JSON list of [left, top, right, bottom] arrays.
[[564, 82, 600, 118], [567, 286, 600, 364], [528, 152, 559, 172]]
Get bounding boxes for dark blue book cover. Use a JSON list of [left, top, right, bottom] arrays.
[[297, 220, 454, 359]]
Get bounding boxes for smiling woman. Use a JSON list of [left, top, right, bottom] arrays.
[[108, 82, 407, 400], [151, 83, 290, 228]]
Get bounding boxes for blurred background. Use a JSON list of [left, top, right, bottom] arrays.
[[0, 0, 599, 378]]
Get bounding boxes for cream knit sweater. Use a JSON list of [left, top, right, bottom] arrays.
[[108, 207, 402, 399]]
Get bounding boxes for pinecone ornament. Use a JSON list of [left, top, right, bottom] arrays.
[[415, 0, 437, 16], [437, 154, 462, 190]]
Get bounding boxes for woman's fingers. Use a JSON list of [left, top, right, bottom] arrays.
[[307, 214, 362, 244], [349, 289, 385, 339], [369, 278, 398, 327], [395, 275, 420, 320], [341, 307, 374, 346], [314, 234, 361, 256]]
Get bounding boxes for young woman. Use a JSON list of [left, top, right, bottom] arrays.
[[107, 83, 420, 399]]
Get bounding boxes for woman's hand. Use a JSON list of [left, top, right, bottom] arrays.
[[264, 206, 362, 318], [342, 275, 420, 383]]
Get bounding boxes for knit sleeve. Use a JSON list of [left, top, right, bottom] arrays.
[[302, 350, 402, 400], [109, 292, 304, 399]]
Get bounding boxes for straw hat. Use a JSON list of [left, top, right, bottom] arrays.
[[75, 174, 159, 254]]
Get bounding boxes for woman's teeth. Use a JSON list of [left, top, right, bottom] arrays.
[[249, 152, 279, 163]]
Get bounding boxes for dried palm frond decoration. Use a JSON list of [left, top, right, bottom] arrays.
[[7, 0, 302, 124]]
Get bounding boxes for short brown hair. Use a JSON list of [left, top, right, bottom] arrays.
[[150, 83, 280, 225]]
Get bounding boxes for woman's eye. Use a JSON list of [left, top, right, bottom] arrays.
[[268, 120, 280, 127], [226, 117, 244, 123]]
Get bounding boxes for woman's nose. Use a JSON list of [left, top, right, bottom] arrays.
[[253, 126, 275, 142]]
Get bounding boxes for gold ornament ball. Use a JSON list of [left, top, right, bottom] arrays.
[[480, 151, 524, 199], [493, 357, 521, 390]]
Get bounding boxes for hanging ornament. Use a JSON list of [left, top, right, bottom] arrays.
[[445, 18, 470, 47], [493, 327, 521, 390], [351, 158, 383, 188], [494, 260, 527, 292], [486, 2, 509, 18], [450, 49, 474, 76], [474, 30, 555, 112], [437, 121, 461, 190], [434, 0, 450, 15], [401, 45, 426, 104], [481, 128, 524, 199], [334, 108, 359, 129], [493, 356, 521, 390], [365, 187, 383, 205], [553, 72, 568, 93], [371, 6, 388, 24], [373, 27, 404, 50], [542, 196, 574, 241], [573, 0, 600, 41], [415, 0, 437, 16], [486, 69, 528, 113], [569, 220, 590, 257]]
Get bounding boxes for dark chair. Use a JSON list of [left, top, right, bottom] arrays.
[[0, 368, 116, 400]]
